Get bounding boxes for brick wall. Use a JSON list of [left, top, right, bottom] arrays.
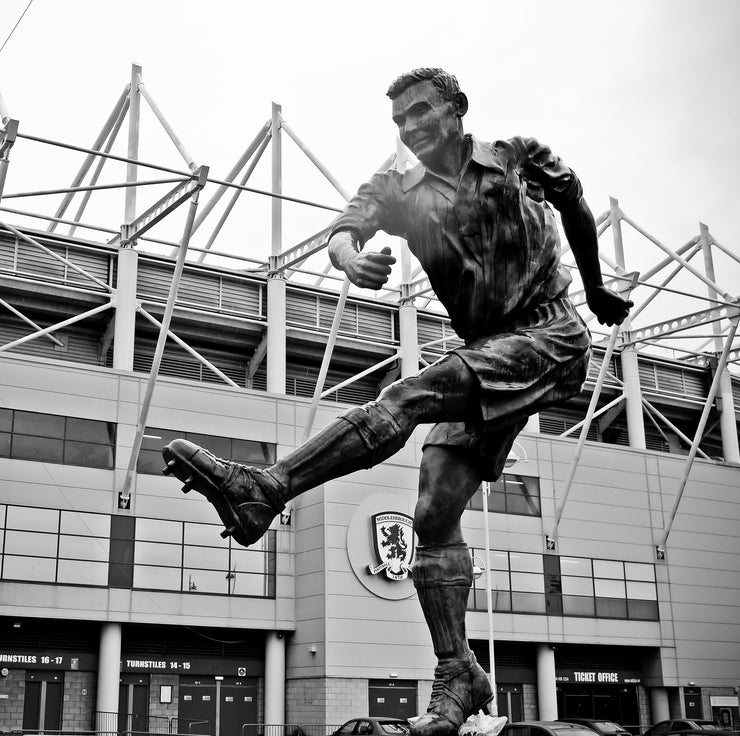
[[0, 668, 26, 731], [62, 671, 97, 730], [150, 674, 179, 731]]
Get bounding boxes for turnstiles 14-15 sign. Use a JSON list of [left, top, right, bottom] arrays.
[[556, 669, 641, 684]]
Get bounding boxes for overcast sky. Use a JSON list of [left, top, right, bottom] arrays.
[[1, 0, 739, 345]]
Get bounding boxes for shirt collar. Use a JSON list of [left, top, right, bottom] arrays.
[[401, 135, 500, 191]]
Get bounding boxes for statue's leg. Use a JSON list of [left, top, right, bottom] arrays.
[[411, 446, 492, 736], [162, 355, 478, 548]]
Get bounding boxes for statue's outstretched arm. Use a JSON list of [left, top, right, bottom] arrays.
[[561, 197, 633, 326]]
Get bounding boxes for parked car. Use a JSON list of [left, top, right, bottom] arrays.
[[500, 720, 607, 736], [331, 718, 411, 736], [559, 718, 631, 736], [642, 721, 730, 736]]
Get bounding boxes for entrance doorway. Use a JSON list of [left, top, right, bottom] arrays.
[[179, 676, 258, 736], [368, 680, 418, 719], [119, 674, 150, 733], [23, 672, 64, 731], [557, 685, 639, 730], [497, 685, 524, 722]]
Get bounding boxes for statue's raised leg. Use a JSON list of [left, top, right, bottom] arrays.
[[162, 403, 407, 547]]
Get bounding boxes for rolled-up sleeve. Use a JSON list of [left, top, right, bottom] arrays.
[[513, 136, 583, 211], [329, 170, 405, 246]]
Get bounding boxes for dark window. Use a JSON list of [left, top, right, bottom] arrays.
[[137, 427, 275, 475], [2, 409, 115, 469], [466, 475, 541, 517], [468, 550, 658, 621]]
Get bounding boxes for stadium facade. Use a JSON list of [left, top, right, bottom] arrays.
[[0, 70, 739, 736]]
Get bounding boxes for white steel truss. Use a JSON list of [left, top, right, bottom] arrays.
[[1, 64, 738, 556]]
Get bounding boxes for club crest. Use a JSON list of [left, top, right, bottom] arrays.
[[367, 512, 415, 581]]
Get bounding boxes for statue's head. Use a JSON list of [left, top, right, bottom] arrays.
[[386, 68, 469, 169]]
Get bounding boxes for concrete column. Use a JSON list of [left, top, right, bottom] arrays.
[[700, 223, 740, 463], [609, 197, 645, 449], [650, 687, 670, 722], [113, 245, 138, 370], [621, 347, 646, 449], [113, 64, 142, 372], [536, 644, 558, 720], [398, 302, 418, 379], [96, 622, 122, 732], [266, 102, 286, 396], [264, 632, 285, 724], [266, 274, 287, 394]]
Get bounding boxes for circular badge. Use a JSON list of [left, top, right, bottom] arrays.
[[346, 493, 418, 600]]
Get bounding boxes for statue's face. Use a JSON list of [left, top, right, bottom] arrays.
[[391, 80, 460, 168]]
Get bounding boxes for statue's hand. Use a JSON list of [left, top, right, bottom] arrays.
[[586, 284, 633, 326], [341, 246, 396, 290]]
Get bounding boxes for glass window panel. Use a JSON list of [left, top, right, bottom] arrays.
[[232, 439, 275, 466], [510, 572, 544, 593], [595, 578, 626, 598], [137, 449, 167, 475], [467, 488, 483, 512], [506, 488, 541, 516], [593, 559, 624, 579], [134, 565, 181, 591], [509, 552, 543, 573], [142, 428, 180, 450], [184, 522, 227, 547], [492, 589, 512, 611], [14, 411, 65, 438], [625, 562, 655, 582], [228, 571, 268, 597], [186, 433, 231, 459], [562, 595, 596, 616], [57, 559, 108, 586], [230, 548, 268, 575], [627, 599, 659, 620], [60, 511, 110, 537], [12, 435, 64, 463], [64, 441, 113, 469], [7, 506, 59, 532], [491, 551, 509, 571], [58, 535, 109, 562], [183, 568, 227, 595], [135, 541, 181, 567], [0, 432, 10, 457], [489, 490, 507, 514], [4, 530, 58, 557], [65, 418, 114, 444], [183, 545, 229, 570], [562, 575, 594, 596], [136, 518, 183, 544], [626, 580, 657, 600], [491, 569, 511, 591], [3, 555, 57, 582], [560, 557, 592, 577], [511, 591, 546, 613], [0, 408, 12, 432], [595, 597, 628, 618]]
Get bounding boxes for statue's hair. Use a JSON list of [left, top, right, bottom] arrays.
[[386, 68, 461, 101]]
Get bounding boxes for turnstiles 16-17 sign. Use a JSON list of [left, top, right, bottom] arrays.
[[0, 651, 97, 670]]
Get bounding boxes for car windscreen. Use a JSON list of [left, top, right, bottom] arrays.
[[553, 729, 603, 736], [591, 723, 628, 733], [380, 724, 409, 734]]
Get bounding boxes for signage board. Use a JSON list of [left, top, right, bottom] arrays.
[[0, 651, 97, 671], [555, 668, 641, 685]]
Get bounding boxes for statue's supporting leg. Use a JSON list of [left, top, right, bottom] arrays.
[[411, 544, 492, 736]]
